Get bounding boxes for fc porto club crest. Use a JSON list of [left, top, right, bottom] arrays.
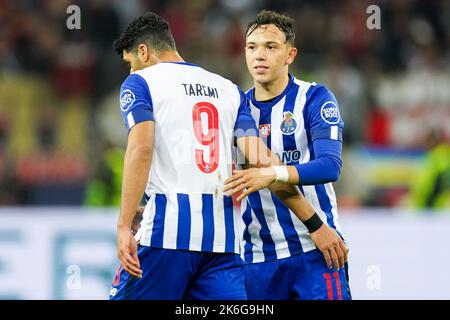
[[259, 124, 271, 137], [280, 111, 297, 135]]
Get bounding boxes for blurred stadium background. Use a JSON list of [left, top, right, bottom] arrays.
[[0, 0, 449, 299]]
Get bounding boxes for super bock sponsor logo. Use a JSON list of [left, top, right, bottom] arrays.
[[120, 89, 135, 112], [320, 101, 341, 124]]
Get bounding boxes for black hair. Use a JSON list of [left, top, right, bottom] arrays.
[[246, 10, 295, 45], [113, 12, 176, 57]]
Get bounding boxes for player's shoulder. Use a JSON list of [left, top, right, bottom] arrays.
[[132, 64, 165, 81], [163, 62, 239, 92], [119, 71, 152, 112], [202, 67, 238, 90], [292, 76, 334, 98], [124, 62, 197, 88], [130, 62, 184, 82], [295, 78, 342, 125], [294, 80, 337, 110], [200, 67, 242, 99], [120, 72, 149, 97]]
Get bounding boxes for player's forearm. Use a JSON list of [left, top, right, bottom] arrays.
[[294, 156, 341, 185], [239, 136, 314, 221], [267, 163, 315, 221], [237, 136, 299, 182], [271, 157, 341, 186], [268, 183, 316, 221], [118, 145, 152, 229], [237, 136, 276, 168], [264, 168, 317, 222], [263, 139, 343, 186], [295, 138, 343, 185]]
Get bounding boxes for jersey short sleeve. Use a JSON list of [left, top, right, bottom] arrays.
[[305, 85, 344, 142], [234, 87, 258, 139], [119, 73, 154, 132]]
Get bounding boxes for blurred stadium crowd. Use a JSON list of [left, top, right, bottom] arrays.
[[0, 0, 449, 208]]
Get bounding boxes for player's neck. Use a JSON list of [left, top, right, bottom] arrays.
[[155, 50, 185, 63], [254, 74, 290, 101]]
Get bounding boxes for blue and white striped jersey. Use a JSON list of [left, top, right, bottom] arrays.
[[118, 61, 257, 254], [241, 75, 345, 263]]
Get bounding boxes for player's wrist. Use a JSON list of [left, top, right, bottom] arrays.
[[272, 165, 289, 183], [117, 222, 132, 231], [259, 167, 277, 183], [303, 212, 324, 234]]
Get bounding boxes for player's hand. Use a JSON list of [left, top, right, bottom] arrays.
[[224, 168, 276, 201], [131, 207, 144, 236], [310, 224, 348, 270], [117, 227, 143, 278]]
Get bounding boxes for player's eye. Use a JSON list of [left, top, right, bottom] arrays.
[[247, 45, 255, 50]]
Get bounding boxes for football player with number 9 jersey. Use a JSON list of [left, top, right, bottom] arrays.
[[109, 11, 324, 300]]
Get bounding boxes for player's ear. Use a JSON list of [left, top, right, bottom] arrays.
[[137, 43, 152, 63], [286, 46, 297, 65]]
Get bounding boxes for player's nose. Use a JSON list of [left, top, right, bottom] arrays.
[[256, 54, 266, 61], [255, 48, 266, 60]]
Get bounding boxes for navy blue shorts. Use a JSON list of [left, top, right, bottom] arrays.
[[245, 249, 351, 300], [109, 245, 246, 300]]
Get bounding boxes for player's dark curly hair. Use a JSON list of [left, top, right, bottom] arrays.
[[246, 10, 295, 45], [113, 12, 176, 57]]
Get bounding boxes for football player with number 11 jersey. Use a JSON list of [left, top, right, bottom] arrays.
[[225, 10, 351, 300]]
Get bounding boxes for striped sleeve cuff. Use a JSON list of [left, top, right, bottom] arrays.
[[126, 108, 154, 131], [311, 126, 342, 141]]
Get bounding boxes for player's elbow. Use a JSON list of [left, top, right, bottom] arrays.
[[325, 157, 342, 182], [316, 155, 341, 183], [129, 144, 153, 161], [328, 166, 340, 183]]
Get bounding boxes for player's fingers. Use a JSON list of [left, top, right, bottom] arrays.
[[122, 261, 142, 278], [224, 175, 240, 185], [223, 177, 245, 192], [224, 174, 251, 190], [236, 188, 250, 202], [133, 253, 142, 272], [237, 185, 258, 201], [123, 256, 142, 277], [132, 250, 141, 269], [321, 249, 332, 270], [119, 252, 139, 276], [231, 177, 257, 196], [226, 181, 248, 196], [236, 182, 255, 201], [121, 249, 141, 271], [334, 245, 345, 269], [225, 170, 246, 184], [329, 247, 339, 270], [338, 240, 348, 263], [125, 255, 140, 270], [236, 190, 245, 202]]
